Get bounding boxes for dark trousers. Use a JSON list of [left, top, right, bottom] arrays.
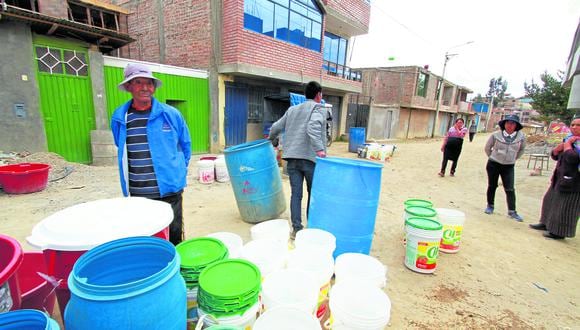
[[486, 160, 516, 211], [469, 132, 475, 142], [440, 155, 458, 174], [154, 192, 184, 245], [286, 158, 315, 231]]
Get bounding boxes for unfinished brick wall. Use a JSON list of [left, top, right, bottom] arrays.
[[324, 0, 370, 29], [37, 0, 68, 19]]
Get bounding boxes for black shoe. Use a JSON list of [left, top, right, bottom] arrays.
[[529, 223, 546, 231], [543, 231, 564, 239]]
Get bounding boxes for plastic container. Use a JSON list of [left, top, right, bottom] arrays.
[[404, 199, 433, 209], [348, 127, 366, 153], [65, 237, 186, 329], [261, 269, 319, 314], [250, 219, 290, 243], [198, 159, 215, 184], [334, 253, 387, 288], [16, 251, 57, 315], [26, 197, 173, 316], [186, 287, 199, 330], [0, 234, 24, 312], [240, 239, 287, 280], [214, 157, 230, 182], [224, 139, 286, 223], [206, 232, 244, 258], [404, 217, 443, 274], [403, 206, 437, 221], [197, 302, 259, 329], [253, 306, 322, 330], [435, 208, 466, 253], [294, 228, 336, 257], [328, 282, 391, 330], [177, 237, 229, 289], [0, 163, 50, 194], [308, 157, 383, 258], [286, 249, 334, 310], [0, 309, 60, 329]]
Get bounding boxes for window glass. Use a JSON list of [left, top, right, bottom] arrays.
[[338, 38, 347, 65], [274, 5, 289, 40], [323, 32, 347, 65], [417, 72, 427, 97], [289, 11, 306, 47], [244, 0, 274, 36], [309, 21, 321, 51]]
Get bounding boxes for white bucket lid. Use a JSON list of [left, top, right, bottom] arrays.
[[435, 208, 466, 223], [286, 249, 334, 287], [26, 197, 173, 251], [329, 281, 391, 326], [250, 219, 290, 241], [240, 239, 288, 276], [261, 269, 319, 313], [253, 306, 322, 330], [294, 228, 336, 255], [335, 253, 387, 288], [197, 159, 214, 167], [206, 232, 244, 258]]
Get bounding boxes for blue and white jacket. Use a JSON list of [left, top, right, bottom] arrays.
[[111, 97, 191, 197]]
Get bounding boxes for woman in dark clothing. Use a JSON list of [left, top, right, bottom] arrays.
[[529, 117, 580, 239], [438, 118, 467, 177]]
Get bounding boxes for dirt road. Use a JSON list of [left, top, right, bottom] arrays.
[[1, 133, 578, 329]]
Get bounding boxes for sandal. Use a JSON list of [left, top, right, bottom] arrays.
[[438, 172, 444, 177]]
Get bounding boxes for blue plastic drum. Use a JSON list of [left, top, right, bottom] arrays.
[[0, 309, 60, 329], [348, 127, 366, 153]]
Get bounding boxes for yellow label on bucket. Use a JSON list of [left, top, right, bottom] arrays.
[[441, 225, 463, 250], [406, 240, 439, 271], [318, 281, 330, 306]]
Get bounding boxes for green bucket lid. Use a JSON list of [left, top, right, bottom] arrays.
[[404, 199, 433, 208], [199, 259, 261, 299], [176, 237, 228, 269], [405, 217, 443, 231], [206, 326, 243, 330], [405, 206, 437, 218]]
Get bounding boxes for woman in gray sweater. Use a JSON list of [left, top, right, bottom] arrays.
[[483, 115, 527, 221]]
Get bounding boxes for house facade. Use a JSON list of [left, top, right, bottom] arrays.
[[113, 0, 371, 151], [357, 66, 473, 139]]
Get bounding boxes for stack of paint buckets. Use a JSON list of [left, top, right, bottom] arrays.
[[197, 155, 230, 184], [403, 198, 466, 274], [176, 237, 229, 329]]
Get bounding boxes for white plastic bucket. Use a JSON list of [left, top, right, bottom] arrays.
[[253, 306, 322, 330], [186, 286, 199, 328], [294, 228, 336, 257], [240, 238, 287, 280], [435, 208, 466, 253], [286, 249, 334, 310], [197, 301, 260, 329], [404, 217, 443, 274], [250, 219, 290, 243], [214, 157, 230, 182], [334, 253, 387, 288], [261, 269, 319, 314], [206, 232, 243, 258], [328, 282, 391, 330], [197, 160, 215, 184]]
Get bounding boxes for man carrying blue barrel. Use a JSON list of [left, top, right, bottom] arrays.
[[268, 81, 328, 239]]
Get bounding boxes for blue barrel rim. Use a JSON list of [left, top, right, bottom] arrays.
[[68, 236, 180, 301], [0, 309, 52, 328], [317, 156, 384, 169], [224, 139, 270, 154]]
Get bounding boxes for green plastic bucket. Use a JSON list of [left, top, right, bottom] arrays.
[[404, 206, 437, 220], [403, 199, 433, 209], [404, 217, 443, 274]]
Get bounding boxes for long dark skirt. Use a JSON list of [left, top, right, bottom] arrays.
[[444, 137, 464, 161], [539, 187, 580, 237]]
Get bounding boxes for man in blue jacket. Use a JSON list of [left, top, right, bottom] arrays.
[[111, 62, 191, 245]]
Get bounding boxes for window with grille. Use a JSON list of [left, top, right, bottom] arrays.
[[416, 72, 428, 97], [248, 86, 279, 123], [35, 46, 88, 76]]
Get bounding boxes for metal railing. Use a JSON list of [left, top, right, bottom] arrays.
[[323, 60, 362, 82]]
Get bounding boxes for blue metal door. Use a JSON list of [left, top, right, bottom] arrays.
[[225, 84, 249, 146]]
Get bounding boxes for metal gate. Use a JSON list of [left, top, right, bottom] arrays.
[[34, 38, 95, 163], [225, 84, 249, 146], [346, 103, 370, 130]]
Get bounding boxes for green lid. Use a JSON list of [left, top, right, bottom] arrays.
[[405, 206, 437, 218], [404, 199, 433, 208], [176, 237, 228, 269], [405, 217, 443, 230], [199, 259, 261, 299], [206, 326, 243, 330]]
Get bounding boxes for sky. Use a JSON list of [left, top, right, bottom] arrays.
[[349, 0, 580, 99]]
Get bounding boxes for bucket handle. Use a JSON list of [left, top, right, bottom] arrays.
[[195, 313, 219, 330]]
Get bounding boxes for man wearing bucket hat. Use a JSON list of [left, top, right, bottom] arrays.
[[483, 114, 526, 221], [111, 62, 191, 245]]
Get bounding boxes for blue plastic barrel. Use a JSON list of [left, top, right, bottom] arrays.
[[224, 139, 286, 223], [0, 309, 60, 329], [348, 127, 366, 153], [64, 237, 186, 330], [308, 157, 383, 258]]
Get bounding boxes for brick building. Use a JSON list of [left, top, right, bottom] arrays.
[[112, 0, 371, 151]]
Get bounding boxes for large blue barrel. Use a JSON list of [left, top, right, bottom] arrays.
[[0, 309, 60, 329], [308, 157, 383, 258], [348, 127, 366, 153], [64, 237, 186, 330], [224, 139, 286, 223]]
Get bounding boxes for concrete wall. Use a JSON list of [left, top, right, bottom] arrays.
[[0, 22, 47, 153], [367, 105, 399, 140], [397, 108, 434, 139]]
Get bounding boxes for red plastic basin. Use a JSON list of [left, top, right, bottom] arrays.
[[0, 163, 50, 194], [0, 234, 24, 311], [16, 251, 56, 316]]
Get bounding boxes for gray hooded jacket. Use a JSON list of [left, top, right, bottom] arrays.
[[484, 130, 526, 165]]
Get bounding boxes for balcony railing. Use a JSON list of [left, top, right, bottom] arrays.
[[323, 60, 362, 82]]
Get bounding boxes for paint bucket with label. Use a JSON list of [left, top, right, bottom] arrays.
[[334, 253, 387, 288], [404, 217, 443, 274], [198, 160, 215, 184], [435, 208, 466, 253], [214, 157, 230, 182], [402, 206, 437, 246], [328, 281, 391, 330]]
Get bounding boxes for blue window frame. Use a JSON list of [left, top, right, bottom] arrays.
[[244, 0, 322, 52]]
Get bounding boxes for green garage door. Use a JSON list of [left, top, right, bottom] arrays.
[[34, 37, 95, 164]]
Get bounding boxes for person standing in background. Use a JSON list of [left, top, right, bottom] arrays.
[[483, 114, 526, 221], [268, 81, 328, 239], [111, 63, 191, 245], [438, 118, 468, 177], [469, 121, 477, 142]]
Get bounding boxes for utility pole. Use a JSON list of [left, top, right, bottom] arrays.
[[485, 95, 494, 132], [431, 53, 453, 138]]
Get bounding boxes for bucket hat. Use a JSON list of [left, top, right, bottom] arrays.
[[498, 114, 523, 131], [118, 63, 162, 92]]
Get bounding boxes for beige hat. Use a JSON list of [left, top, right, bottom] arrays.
[[118, 63, 162, 92]]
